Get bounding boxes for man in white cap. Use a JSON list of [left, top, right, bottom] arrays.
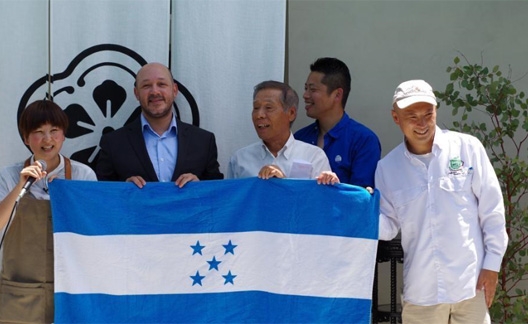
[[375, 80, 508, 323]]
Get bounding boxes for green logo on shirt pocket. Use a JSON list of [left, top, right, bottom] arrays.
[[449, 156, 463, 171]]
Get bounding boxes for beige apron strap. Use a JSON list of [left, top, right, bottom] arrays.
[[64, 157, 72, 180]]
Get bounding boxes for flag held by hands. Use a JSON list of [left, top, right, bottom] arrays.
[[50, 178, 379, 323]]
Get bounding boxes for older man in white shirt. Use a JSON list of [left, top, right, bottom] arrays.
[[228, 80, 338, 185]]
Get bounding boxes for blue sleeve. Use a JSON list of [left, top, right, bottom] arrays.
[[350, 132, 381, 188]]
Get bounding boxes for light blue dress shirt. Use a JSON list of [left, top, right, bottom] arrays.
[[141, 114, 178, 182]]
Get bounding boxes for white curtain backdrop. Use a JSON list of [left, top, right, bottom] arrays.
[[0, 0, 49, 167], [1, 0, 286, 176], [172, 0, 286, 175], [1, 0, 170, 169]]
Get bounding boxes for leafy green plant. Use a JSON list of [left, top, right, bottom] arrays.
[[435, 54, 528, 323]]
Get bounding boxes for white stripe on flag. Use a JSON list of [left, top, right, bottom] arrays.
[[55, 231, 376, 299]]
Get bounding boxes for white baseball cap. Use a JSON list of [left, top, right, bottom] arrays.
[[392, 79, 437, 109]]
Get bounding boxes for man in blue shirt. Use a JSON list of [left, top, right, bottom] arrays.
[[294, 57, 381, 187]]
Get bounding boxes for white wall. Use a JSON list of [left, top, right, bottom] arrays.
[[288, 0, 528, 154]]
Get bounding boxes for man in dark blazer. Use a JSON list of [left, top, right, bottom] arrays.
[[96, 62, 223, 187]]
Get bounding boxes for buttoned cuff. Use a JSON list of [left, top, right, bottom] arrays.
[[483, 253, 504, 272]]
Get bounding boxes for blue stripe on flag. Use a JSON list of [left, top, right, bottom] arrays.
[[54, 291, 372, 323], [49, 178, 379, 239]]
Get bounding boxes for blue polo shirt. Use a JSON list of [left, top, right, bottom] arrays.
[[294, 113, 381, 187]]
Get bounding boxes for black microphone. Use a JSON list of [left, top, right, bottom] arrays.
[[18, 160, 47, 199]]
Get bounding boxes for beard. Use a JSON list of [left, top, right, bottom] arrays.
[[142, 100, 173, 120]]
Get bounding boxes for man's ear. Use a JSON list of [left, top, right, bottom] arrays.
[[333, 88, 343, 103], [288, 106, 297, 122], [133, 87, 139, 100], [391, 109, 400, 125]]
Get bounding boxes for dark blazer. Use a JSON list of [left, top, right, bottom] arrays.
[[96, 117, 223, 182]]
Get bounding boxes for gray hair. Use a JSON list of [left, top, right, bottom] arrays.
[[253, 80, 299, 112]]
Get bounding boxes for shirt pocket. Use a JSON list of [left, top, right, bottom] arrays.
[[439, 174, 472, 192]]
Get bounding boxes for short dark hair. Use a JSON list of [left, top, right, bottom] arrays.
[[19, 100, 69, 139], [310, 57, 351, 108], [253, 80, 299, 112]]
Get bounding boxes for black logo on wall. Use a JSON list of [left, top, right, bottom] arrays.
[[18, 44, 199, 170]]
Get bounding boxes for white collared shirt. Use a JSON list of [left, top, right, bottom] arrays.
[[376, 126, 508, 306], [227, 133, 331, 179]]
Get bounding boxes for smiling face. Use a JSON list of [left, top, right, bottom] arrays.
[[392, 102, 437, 154], [134, 63, 178, 121], [24, 123, 65, 164], [303, 71, 341, 119], [252, 88, 296, 144], [18, 100, 69, 170]]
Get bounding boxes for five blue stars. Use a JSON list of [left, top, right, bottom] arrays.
[[190, 239, 238, 287]]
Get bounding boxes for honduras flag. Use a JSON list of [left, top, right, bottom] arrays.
[[49, 178, 379, 323]]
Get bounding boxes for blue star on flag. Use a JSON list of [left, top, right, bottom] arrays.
[[190, 271, 205, 286], [190, 241, 205, 255], [223, 271, 237, 285], [223, 240, 237, 255], [207, 256, 222, 271]]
